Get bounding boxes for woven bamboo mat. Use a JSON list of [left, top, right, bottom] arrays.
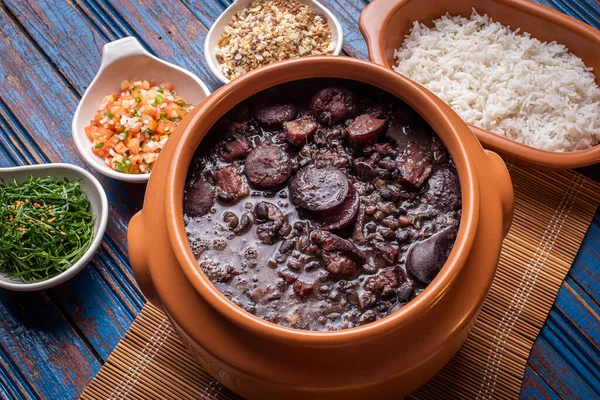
[[81, 164, 600, 400]]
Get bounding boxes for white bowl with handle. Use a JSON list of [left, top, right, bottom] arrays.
[[204, 0, 344, 85], [0, 163, 108, 291], [72, 37, 212, 183]]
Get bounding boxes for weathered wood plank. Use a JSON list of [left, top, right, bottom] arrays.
[[0, 290, 101, 399], [0, 345, 38, 400], [547, 0, 600, 29], [3, 0, 105, 94], [179, 0, 228, 30], [318, 0, 369, 58], [529, 324, 600, 399], [568, 213, 600, 302], [74, 0, 222, 90], [520, 367, 561, 400], [556, 278, 600, 353]]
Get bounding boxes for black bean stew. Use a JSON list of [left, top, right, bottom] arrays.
[[184, 80, 461, 331]]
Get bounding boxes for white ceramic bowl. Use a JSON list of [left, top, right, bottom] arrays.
[[0, 163, 108, 291], [204, 0, 344, 85], [72, 37, 212, 183]]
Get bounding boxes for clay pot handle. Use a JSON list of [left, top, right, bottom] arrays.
[[358, 0, 403, 66], [484, 150, 514, 237], [127, 211, 160, 305]]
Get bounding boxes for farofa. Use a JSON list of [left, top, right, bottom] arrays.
[[216, 0, 334, 80]]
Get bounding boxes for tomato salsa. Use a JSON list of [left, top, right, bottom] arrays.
[[85, 80, 193, 174]]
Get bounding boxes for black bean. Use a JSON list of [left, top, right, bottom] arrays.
[[223, 211, 239, 229], [233, 213, 253, 235]]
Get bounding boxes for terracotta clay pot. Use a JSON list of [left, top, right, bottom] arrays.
[[359, 0, 600, 170], [128, 57, 514, 399]]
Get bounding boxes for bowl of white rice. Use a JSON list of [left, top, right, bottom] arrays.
[[359, 0, 600, 169]]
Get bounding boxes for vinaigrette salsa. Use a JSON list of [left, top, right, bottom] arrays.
[[85, 80, 193, 174]]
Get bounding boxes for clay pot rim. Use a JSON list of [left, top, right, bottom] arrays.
[[164, 56, 480, 345], [359, 0, 600, 170]]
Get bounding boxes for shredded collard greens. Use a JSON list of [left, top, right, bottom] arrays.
[[0, 176, 95, 283]]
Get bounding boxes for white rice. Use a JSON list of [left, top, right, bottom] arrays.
[[393, 9, 600, 152]]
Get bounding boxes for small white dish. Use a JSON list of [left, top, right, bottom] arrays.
[[0, 163, 108, 291], [204, 0, 344, 85], [72, 37, 212, 183]]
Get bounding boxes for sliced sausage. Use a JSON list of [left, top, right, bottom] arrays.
[[424, 166, 461, 211], [284, 116, 318, 147], [289, 166, 349, 212], [406, 227, 457, 285], [345, 114, 388, 148], [254, 103, 297, 127], [184, 178, 214, 217], [309, 87, 358, 125], [395, 141, 432, 188], [313, 183, 360, 231], [245, 145, 292, 189]]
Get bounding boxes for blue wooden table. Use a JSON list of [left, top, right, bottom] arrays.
[[0, 0, 598, 399]]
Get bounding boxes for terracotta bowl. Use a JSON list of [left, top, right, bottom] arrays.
[[127, 57, 514, 399], [359, 0, 600, 170]]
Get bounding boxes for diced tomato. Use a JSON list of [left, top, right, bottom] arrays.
[[86, 80, 190, 174], [114, 141, 127, 154], [85, 125, 97, 141], [142, 140, 161, 153], [164, 103, 187, 119], [142, 104, 157, 118], [125, 138, 141, 155], [130, 121, 143, 133], [93, 110, 105, 123], [145, 118, 157, 131], [142, 152, 158, 164], [86, 125, 113, 141], [110, 105, 126, 118], [92, 136, 119, 157], [157, 120, 177, 134]]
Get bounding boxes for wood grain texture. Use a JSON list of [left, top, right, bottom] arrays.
[[0, 0, 598, 398]]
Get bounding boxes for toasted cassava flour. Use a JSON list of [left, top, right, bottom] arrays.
[[393, 9, 600, 152], [216, 0, 334, 80]]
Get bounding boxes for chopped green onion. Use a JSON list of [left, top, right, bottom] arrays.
[[159, 112, 168, 120], [157, 88, 164, 94], [175, 99, 186, 107], [94, 142, 104, 149], [146, 128, 154, 134], [105, 111, 115, 118], [135, 97, 141, 104], [154, 95, 163, 105]]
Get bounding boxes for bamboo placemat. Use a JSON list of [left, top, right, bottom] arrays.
[[81, 164, 600, 400]]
